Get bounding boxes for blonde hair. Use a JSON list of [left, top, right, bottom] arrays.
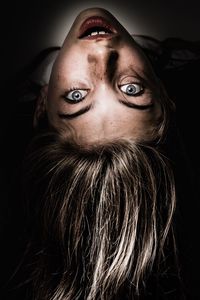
[[23, 130, 177, 299], [21, 48, 179, 298]]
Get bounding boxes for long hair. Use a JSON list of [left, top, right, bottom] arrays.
[[20, 41, 180, 299], [22, 129, 177, 299]]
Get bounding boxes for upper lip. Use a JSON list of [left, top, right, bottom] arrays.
[[79, 16, 117, 39]]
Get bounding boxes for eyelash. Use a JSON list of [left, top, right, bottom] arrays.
[[63, 87, 88, 103], [62, 82, 145, 105], [119, 82, 144, 97]]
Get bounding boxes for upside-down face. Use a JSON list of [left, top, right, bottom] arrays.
[[41, 8, 163, 144]]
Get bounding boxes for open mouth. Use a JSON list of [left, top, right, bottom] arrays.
[[79, 16, 117, 39]]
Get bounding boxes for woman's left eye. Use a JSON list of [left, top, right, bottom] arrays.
[[119, 83, 143, 96], [64, 89, 88, 102]]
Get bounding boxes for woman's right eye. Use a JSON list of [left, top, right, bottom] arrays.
[[64, 89, 88, 103], [119, 83, 144, 96]]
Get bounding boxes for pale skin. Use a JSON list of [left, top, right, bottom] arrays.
[[35, 7, 162, 144]]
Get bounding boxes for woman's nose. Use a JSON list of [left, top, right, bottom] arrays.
[[106, 50, 119, 82], [87, 48, 118, 80]]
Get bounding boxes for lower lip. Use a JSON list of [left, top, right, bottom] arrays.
[[79, 16, 116, 39]]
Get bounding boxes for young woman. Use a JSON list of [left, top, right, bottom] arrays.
[[19, 7, 185, 300]]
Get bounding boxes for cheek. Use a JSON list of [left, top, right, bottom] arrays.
[[55, 46, 89, 78], [120, 47, 146, 69]]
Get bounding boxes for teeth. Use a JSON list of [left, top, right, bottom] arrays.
[[91, 31, 98, 36], [88, 31, 107, 36]]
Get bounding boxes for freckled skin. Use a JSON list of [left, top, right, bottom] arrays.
[[44, 8, 162, 145]]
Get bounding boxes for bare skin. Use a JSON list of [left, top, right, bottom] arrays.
[[36, 8, 162, 144]]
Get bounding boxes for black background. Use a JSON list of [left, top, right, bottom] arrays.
[[1, 0, 200, 299], [1, 0, 200, 82]]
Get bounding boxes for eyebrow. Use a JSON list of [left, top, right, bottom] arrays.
[[58, 105, 92, 120], [119, 99, 154, 110], [58, 99, 154, 121]]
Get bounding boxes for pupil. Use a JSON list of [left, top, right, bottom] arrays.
[[72, 91, 81, 100], [127, 85, 136, 94]]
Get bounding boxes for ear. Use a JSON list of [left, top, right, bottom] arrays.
[[33, 85, 48, 128]]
